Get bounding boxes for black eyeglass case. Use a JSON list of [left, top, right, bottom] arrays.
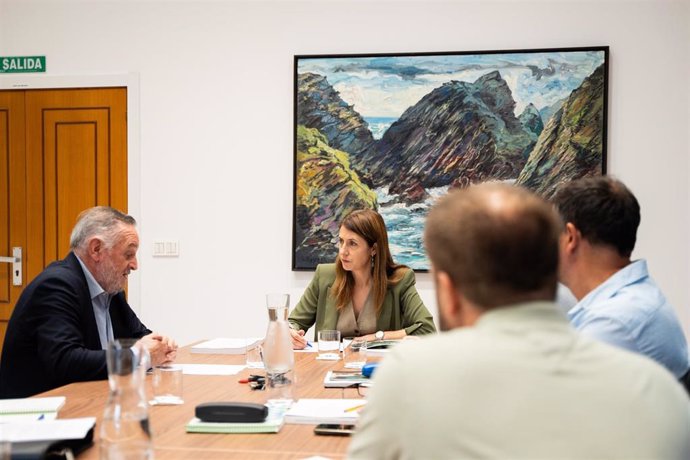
[[195, 402, 268, 423]]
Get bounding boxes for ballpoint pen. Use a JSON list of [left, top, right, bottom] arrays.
[[343, 403, 366, 413]]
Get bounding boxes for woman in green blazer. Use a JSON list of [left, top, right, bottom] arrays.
[[289, 209, 436, 349]]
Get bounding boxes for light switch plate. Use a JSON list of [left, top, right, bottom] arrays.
[[153, 240, 179, 257]]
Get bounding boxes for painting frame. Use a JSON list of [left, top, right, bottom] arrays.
[[293, 46, 609, 271]]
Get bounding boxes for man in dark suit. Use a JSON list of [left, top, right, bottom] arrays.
[[0, 206, 177, 398]]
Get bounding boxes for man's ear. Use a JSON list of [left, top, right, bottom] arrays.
[[86, 237, 105, 262], [436, 270, 461, 327], [563, 222, 581, 255]]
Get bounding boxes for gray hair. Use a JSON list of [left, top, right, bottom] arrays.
[[69, 206, 137, 252]]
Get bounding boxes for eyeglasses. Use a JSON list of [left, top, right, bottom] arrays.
[[341, 382, 372, 399]]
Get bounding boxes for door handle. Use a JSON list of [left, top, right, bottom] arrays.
[[0, 247, 22, 286]]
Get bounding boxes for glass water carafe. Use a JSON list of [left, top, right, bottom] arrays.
[[100, 339, 153, 460], [262, 294, 295, 407]]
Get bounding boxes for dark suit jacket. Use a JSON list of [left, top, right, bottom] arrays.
[[0, 252, 150, 398]]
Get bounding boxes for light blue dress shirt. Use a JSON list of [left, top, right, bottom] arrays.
[[76, 255, 114, 350], [568, 259, 690, 378]]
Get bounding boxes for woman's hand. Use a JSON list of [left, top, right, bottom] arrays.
[[290, 328, 308, 349]]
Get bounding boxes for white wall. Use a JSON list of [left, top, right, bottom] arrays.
[[1, 0, 688, 344]]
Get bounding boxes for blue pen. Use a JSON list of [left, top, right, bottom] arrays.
[[306, 341, 314, 349]]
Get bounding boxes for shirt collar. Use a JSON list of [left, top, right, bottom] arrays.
[[475, 301, 569, 330], [75, 254, 108, 301], [567, 259, 649, 318]]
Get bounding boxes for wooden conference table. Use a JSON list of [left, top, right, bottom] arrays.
[[38, 345, 360, 459]]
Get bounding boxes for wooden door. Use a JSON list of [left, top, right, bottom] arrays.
[[0, 87, 127, 355], [0, 91, 26, 352]]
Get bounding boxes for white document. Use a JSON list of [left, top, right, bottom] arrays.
[[190, 337, 262, 355], [294, 342, 318, 353], [0, 396, 65, 415], [284, 398, 365, 425], [179, 364, 246, 376], [296, 340, 349, 354], [0, 412, 58, 423], [0, 417, 95, 442]]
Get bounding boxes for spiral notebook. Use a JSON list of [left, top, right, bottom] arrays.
[[0, 396, 65, 422], [185, 406, 286, 434]]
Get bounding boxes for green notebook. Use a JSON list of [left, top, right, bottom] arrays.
[[186, 406, 286, 434]]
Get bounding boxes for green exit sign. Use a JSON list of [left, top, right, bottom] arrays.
[[0, 56, 46, 73]]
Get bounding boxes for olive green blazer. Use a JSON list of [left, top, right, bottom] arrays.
[[288, 263, 436, 338]]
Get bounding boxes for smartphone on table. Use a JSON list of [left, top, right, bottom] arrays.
[[314, 424, 356, 436]]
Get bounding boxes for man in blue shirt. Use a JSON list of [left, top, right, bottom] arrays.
[[553, 176, 690, 381]]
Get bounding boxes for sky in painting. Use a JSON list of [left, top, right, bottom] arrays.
[[298, 50, 605, 117]]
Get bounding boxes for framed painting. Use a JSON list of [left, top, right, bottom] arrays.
[[293, 46, 608, 271]]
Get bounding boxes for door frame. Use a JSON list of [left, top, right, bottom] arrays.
[[0, 74, 142, 313]]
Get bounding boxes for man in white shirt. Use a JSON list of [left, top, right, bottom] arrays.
[[553, 176, 689, 381], [348, 183, 690, 459]]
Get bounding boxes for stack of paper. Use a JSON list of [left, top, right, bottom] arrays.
[[186, 406, 286, 434], [0, 417, 95, 443], [190, 337, 262, 355], [0, 396, 65, 422], [323, 370, 370, 388], [284, 399, 366, 425]]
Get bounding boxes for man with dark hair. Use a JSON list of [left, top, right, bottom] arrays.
[[553, 176, 689, 380], [0, 206, 178, 398], [348, 183, 690, 459]]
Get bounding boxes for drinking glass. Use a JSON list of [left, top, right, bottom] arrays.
[[150, 364, 184, 405], [318, 330, 341, 360], [343, 339, 367, 369], [246, 340, 264, 369]]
